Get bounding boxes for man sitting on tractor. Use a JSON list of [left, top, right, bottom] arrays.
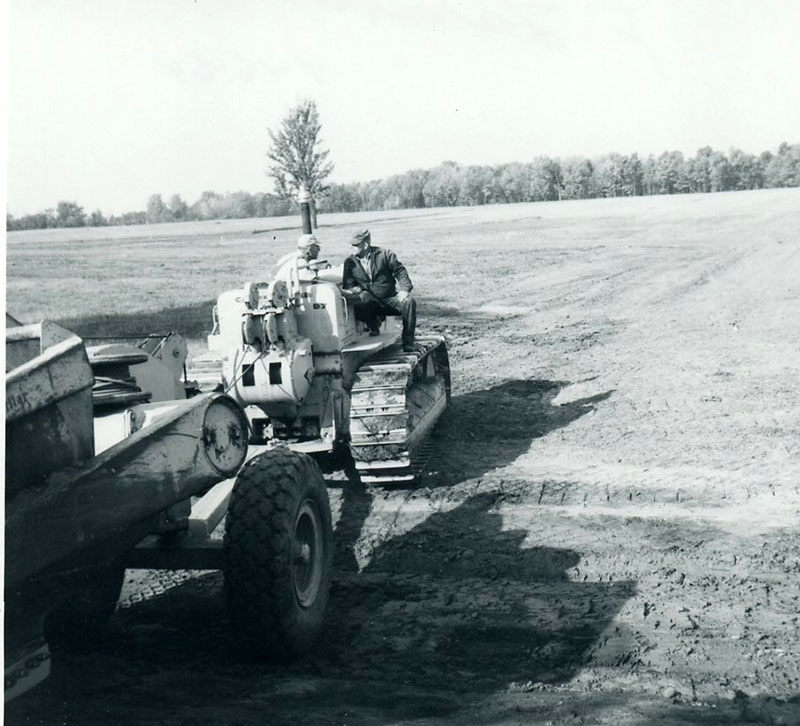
[[273, 233, 329, 283], [342, 229, 416, 351]]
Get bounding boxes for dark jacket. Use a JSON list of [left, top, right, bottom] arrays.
[[343, 246, 413, 301]]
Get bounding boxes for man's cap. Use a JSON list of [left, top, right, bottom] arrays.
[[297, 233, 320, 250], [351, 229, 371, 245]]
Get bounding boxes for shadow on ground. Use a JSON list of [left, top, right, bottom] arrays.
[[5, 491, 635, 726], [331, 377, 611, 573], [57, 301, 216, 342], [328, 491, 635, 685], [434, 378, 612, 486], [13, 486, 798, 724]]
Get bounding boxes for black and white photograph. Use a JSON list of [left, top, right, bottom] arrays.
[[5, 1, 800, 723]]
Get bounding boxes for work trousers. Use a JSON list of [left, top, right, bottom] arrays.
[[354, 293, 416, 346]]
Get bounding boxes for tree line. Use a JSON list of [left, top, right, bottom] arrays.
[[321, 143, 799, 212], [6, 191, 294, 231], [7, 142, 798, 232]]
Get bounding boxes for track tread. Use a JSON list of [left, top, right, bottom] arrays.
[[349, 337, 450, 485]]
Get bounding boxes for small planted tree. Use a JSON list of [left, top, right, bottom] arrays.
[[267, 99, 334, 228]]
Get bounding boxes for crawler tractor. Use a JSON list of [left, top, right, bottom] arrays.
[[194, 229, 451, 486]]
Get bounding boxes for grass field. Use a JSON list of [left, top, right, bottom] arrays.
[[7, 188, 798, 346]]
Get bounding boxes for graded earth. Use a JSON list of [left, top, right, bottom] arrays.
[[6, 188, 800, 725]]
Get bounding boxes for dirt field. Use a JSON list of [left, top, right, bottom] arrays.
[[6, 189, 800, 725]]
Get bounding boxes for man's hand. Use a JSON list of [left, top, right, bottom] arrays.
[[396, 290, 410, 303]]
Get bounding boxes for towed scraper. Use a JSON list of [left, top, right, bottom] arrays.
[[5, 319, 333, 700]]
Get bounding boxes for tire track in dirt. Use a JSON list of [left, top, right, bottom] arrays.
[[323, 481, 800, 705], [409, 225, 800, 713], [521, 241, 800, 481]]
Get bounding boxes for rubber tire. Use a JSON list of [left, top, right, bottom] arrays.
[[223, 447, 333, 660], [44, 562, 126, 649]]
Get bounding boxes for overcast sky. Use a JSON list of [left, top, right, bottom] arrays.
[[7, 0, 800, 216]]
